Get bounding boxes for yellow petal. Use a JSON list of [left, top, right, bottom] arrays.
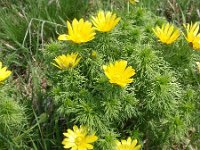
[[58, 34, 68, 41], [86, 135, 98, 143], [127, 137, 132, 145], [121, 139, 127, 145], [134, 144, 142, 150], [86, 144, 94, 149], [131, 139, 138, 147]]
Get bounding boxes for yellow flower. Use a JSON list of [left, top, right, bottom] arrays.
[[196, 62, 200, 73], [58, 18, 96, 44], [192, 37, 200, 50], [0, 61, 12, 83], [62, 125, 98, 150], [152, 23, 180, 44], [183, 22, 200, 43], [91, 11, 121, 32], [103, 60, 135, 87], [129, 0, 139, 4], [116, 137, 141, 150], [52, 53, 81, 70], [183, 22, 200, 50]]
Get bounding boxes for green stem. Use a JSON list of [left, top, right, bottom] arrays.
[[127, 1, 130, 14]]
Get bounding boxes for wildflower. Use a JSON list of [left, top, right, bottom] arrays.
[[91, 11, 121, 32], [196, 62, 200, 73], [152, 23, 180, 44], [129, 0, 139, 5], [62, 125, 98, 150], [183, 22, 200, 50], [58, 18, 96, 44], [52, 53, 81, 70], [192, 37, 200, 50], [103, 60, 135, 87], [116, 137, 141, 150], [0, 61, 11, 83]]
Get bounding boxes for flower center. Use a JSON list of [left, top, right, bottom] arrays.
[[75, 136, 84, 145], [113, 74, 123, 81], [68, 62, 73, 68]]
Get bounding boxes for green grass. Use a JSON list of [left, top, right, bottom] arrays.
[[141, 0, 200, 23]]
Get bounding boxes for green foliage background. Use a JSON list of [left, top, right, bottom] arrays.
[[0, 0, 200, 149]]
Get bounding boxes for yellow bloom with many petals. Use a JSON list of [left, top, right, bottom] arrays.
[[52, 53, 81, 70], [91, 11, 121, 32], [58, 18, 96, 44], [62, 125, 98, 150], [0, 61, 12, 83], [103, 60, 135, 87], [153, 23, 180, 44], [129, 0, 139, 4], [116, 137, 141, 150], [183, 22, 200, 50]]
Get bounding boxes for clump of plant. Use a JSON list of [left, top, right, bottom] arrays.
[[42, 3, 200, 149], [0, 61, 29, 149]]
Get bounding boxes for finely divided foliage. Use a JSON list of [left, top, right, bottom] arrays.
[[0, 0, 200, 150]]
